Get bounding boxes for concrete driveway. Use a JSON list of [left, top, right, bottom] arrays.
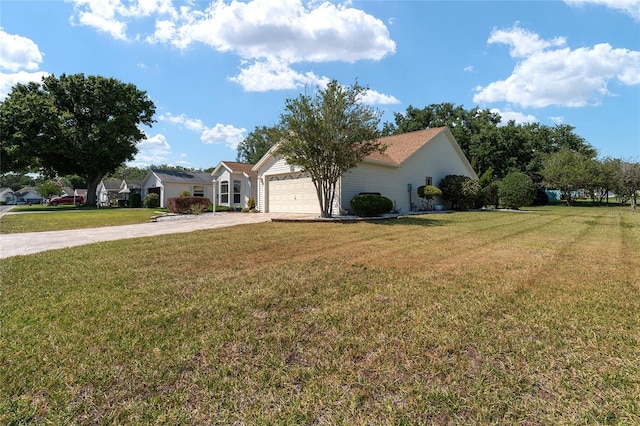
[[0, 212, 309, 259]]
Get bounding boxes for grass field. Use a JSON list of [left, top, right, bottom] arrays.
[[1, 206, 639, 424], [0, 207, 166, 234]]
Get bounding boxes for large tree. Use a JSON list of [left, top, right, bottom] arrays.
[[0, 73, 155, 205], [236, 125, 283, 164], [277, 80, 383, 218]]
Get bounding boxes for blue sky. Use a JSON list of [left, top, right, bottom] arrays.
[[1, 0, 639, 170]]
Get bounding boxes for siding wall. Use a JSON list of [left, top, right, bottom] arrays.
[[341, 132, 476, 214], [256, 155, 304, 212]]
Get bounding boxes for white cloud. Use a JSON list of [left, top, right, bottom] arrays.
[[68, 0, 177, 40], [549, 116, 565, 124], [159, 112, 246, 148], [134, 133, 172, 165], [487, 24, 566, 58], [0, 71, 49, 100], [490, 108, 538, 125], [474, 25, 640, 108], [564, 0, 640, 20], [230, 58, 329, 91], [0, 29, 48, 100], [149, 0, 395, 63], [0, 28, 44, 71], [464, 65, 474, 72], [360, 89, 400, 105], [201, 123, 246, 148], [68, 1, 395, 92]]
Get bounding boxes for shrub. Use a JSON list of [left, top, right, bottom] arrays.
[[189, 203, 206, 215], [247, 197, 256, 210], [167, 196, 211, 214], [498, 172, 536, 209], [480, 181, 500, 208], [178, 189, 191, 197], [532, 187, 549, 206], [417, 185, 442, 199], [129, 192, 142, 208], [143, 193, 160, 208], [350, 194, 393, 217], [440, 174, 480, 210]]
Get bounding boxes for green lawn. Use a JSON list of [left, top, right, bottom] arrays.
[[1, 206, 639, 424], [0, 207, 167, 234]]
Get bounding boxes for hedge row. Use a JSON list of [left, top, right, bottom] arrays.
[[167, 196, 211, 214]]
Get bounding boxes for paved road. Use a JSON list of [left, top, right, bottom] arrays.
[[0, 212, 308, 259]]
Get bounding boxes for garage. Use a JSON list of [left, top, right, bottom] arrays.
[[267, 172, 319, 214]]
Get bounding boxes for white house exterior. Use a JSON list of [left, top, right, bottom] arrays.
[[210, 161, 257, 209], [252, 127, 478, 215], [141, 169, 214, 208], [0, 187, 15, 204]]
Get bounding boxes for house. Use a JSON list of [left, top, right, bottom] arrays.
[[141, 169, 214, 208], [0, 187, 15, 204], [252, 127, 478, 215], [14, 187, 44, 204], [210, 161, 257, 209], [96, 179, 140, 206]]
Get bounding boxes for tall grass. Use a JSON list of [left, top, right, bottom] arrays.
[[1, 206, 638, 424]]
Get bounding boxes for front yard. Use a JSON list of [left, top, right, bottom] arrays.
[[1, 206, 639, 424]]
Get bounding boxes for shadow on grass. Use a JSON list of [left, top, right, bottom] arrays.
[[372, 215, 449, 227]]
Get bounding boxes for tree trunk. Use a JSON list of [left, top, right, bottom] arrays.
[[85, 174, 103, 206]]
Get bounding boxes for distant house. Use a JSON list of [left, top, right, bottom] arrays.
[[252, 127, 478, 215], [141, 169, 214, 208], [14, 187, 44, 204], [210, 161, 257, 209], [0, 187, 15, 204], [96, 179, 141, 206]]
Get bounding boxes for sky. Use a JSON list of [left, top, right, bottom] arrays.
[[1, 0, 639, 170]]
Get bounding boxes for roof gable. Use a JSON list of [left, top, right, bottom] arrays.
[[364, 127, 447, 166], [214, 161, 257, 177]]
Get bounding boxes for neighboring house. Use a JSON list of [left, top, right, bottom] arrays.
[[96, 180, 123, 205], [141, 169, 214, 208], [96, 179, 141, 206], [0, 187, 15, 204], [210, 161, 257, 209], [62, 187, 88, 199], [252, 127, 478, 215], [14, 187, 44, 204]]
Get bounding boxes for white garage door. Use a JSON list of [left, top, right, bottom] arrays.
[[267, 173, 319, 214]]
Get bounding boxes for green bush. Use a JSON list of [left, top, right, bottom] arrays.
[[498, 172, 536, 209], [247, 197, 256, 210], [481, 181, 500, 208], [167, 196, 211, 214], [129, 192, 142, 208], [439, 175, 480, 210], [178, 190, 191, 197], [143, 193, 160, 208], [417, 185, 442, 199], [350, 194, 393, 217]]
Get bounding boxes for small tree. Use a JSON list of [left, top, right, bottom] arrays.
[[498, 172, 536, 209], [543, 148, 592, 205], [277, 80, 384, 218], [178, 189, 191, 197], [417, 185, 442, 210], [36, 180, 63, 201]]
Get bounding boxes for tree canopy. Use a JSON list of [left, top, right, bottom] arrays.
[[236, 125, 283, 164], [383, 103, 597, 181], [277, 80, 383, 218], [0, 73, 155, 205]]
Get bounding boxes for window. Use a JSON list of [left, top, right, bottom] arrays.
[[220, 180, 229, 204], [233, 180, 241, 204], [425, 176, 433, 186], [193, 185, 204, 197]]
